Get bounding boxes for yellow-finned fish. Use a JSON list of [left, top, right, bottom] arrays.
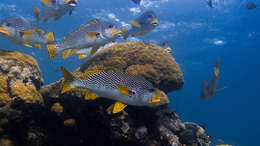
[[200, 57, 227, 102], [34, 0, 78, 23], [46, 19, 121, 60], [60, 67, 169, 114], [122, 11, 158, 40], [0, 17, 55, 49]]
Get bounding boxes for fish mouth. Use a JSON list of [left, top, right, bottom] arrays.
[[150, 18, 159, 26], [113, 29, 122, 35], [0, 27, 9, 35]]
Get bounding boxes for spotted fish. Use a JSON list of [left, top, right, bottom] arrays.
[[122, 11, 158, 40], [46, 19, 121, 60], [61, 67, 169, 114], [0, 17, 54, 49]]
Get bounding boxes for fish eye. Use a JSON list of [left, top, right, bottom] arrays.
[[96, 33, 100, 37], [148, 14, 153, 18], [108, 24, 113, 28]]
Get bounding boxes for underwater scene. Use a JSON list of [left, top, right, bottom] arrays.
[[0, 0, 259, 146]]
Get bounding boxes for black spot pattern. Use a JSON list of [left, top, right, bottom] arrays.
[[79, 72, 155, 95]]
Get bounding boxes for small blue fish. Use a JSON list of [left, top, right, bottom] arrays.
[[200, 58, 227, 101], [122, 11, 158, 39], [131, 0, 141, 5], [33, 0, 78, 23]]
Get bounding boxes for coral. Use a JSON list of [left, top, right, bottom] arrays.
[[80, 42, 184, 93], [0, 135, 13, 146]]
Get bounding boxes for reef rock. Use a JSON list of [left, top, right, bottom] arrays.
[[0, 49, 43, 106], [80, 42, 184, 93], [0, 46, 210, 146]]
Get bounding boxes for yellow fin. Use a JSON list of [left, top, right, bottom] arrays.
[[41, 0, 52, 6], [86, 32, 98, 41], [45, 32, 55, 43], [22, 30, 34, 39], [82, 70, 103, 79], [0, 27, 9, 35], [117, 84, 130, 95], [151, 97, 160, 103], [64, 19, 100, 43], [46, 44, 58, 60], [33, 7, 40, 23], [150, 18, 159, 25], [84, 90, 99, 100], [215, 86, 228, 92], [78, 54, 87, 59], [112, 102, 127, 114], [62, 49, 77, 59], [34, 44, 42, 49], [129, 21, 141, 27], [23, 43, 33, 48], [61, 67, 75, 94]]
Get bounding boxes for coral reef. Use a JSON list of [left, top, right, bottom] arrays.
[[0, 45, 209, 146]]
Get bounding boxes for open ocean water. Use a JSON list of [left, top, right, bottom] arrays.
[[0, 0, 259, 145]]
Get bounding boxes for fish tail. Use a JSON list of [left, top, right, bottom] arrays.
[[33, 7, 40, 23], [46, 44, 58, 60], [45, 32, 55, 44], [121, 27, 128, 40], [61, 67, 75, 94]]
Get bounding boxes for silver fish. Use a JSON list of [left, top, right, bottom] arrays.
[[34, 0, 78, 23], [0, 17, 54, 49], [122, 11, 158, 39], [61, 67, 169, 114], [46, 19, 121, 60]]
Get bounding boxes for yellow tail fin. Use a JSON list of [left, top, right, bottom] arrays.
[[45, 32, 55, 44], [61, 67, 75, 94], [33, 7, 40, 23], [46, 44, 58, 60]]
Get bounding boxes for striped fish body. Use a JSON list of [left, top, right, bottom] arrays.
[[0, 17, 52, 47], [57, 20, 120, 52], [72, 72, 155, 106]]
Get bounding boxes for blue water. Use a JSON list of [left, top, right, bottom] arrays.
[[0, 0, 259, 145]]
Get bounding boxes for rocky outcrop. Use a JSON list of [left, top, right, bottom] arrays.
[[0, 46, 209, 146]]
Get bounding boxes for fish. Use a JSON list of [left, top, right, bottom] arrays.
[[208, 0, 213, 8], [0, 17, 55, 49], [200, 57, 227, 102], [246, 2, 258, 10], [131, 0, 141, 5], [33, 0, 78, 23], [122, 11, 158, 40], [46, 19, 121, 60], [157, 41, 171, 53], [62, 42, 116, 59], [60, 67, 169, 114]]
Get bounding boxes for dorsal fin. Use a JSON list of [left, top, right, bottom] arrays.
[[82, 70, 104, 79], [64, 19, 100, 43]]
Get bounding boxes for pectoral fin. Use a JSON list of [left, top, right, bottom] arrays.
[[78, 54, 87, 59], [0, 27, 9, 35], [23, 43, 33, 48], [21, 30, 34, 39], [86, 32, 98, 41], [34, 44, 42, 49], [107, 102, 127, 114], [84, 90, 99, 100], [151, 97, 160, 103], [129, 21, 141, 27], [117, 84, 130, 95]]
